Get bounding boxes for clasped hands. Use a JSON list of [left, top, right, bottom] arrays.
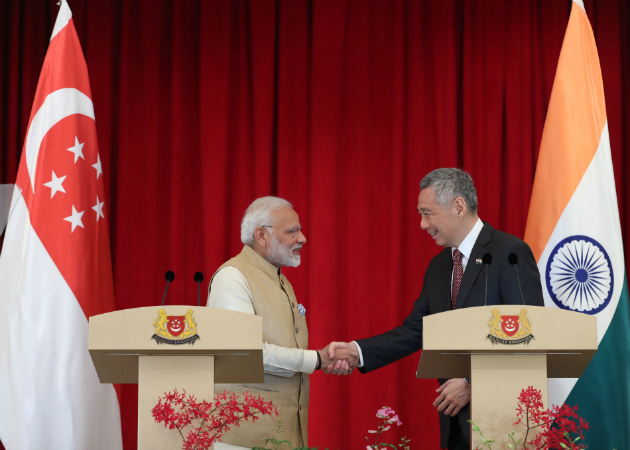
[[316, 341, 359, 376]]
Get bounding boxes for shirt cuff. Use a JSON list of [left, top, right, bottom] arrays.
[[300, 349, 319, 374], [352, 341, 364, 368]]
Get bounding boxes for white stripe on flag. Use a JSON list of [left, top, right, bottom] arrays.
[[0, 191, 122, 449]]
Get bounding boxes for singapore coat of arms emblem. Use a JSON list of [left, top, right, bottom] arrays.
[[487, 308, 534, 345], [152, 309, 200, 345]]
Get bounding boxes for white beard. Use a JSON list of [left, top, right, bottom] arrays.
[[267, 234, 301, 267]]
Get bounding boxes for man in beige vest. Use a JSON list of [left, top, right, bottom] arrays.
[[208, 196, 356, 450]]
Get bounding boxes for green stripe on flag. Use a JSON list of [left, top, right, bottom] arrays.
[[565, 275, 630, 448]]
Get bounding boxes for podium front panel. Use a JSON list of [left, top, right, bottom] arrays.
[[138, 355, 215, 450], [88, 306, 264, 384], [417, 305, 597, 379]]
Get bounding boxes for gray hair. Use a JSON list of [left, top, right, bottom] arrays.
[[241, 196, 293, 246], [420, 168, 478, 214]]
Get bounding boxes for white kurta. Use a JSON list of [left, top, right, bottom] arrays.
[[207, 266, 318, 450]]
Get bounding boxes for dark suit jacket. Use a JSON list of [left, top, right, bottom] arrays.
[[356, 222, 544, 449]]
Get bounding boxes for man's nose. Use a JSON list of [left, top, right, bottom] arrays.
[[420, 216, 428, 230], [297, 230, 307, 244]]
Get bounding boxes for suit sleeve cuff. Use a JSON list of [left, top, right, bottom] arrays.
[[352, 341, 364, 368]]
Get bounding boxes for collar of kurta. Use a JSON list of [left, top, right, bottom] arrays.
[[241, 244, 282, 278]]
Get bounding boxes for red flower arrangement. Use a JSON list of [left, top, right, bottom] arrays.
[[471, 386, 589, 450], [514, 386, 589, 450], [152, 389, 278, 450]]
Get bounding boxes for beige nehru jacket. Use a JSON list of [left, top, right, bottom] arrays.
[[209, 245, 310, 449]]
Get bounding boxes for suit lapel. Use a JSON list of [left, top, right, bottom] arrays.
[[455, 223, 494, 309], [439, 249, 454, 312]]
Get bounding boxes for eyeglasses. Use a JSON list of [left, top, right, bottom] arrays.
[[261, 225, 303, 238]]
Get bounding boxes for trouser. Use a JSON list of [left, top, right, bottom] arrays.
[[447, 415, 469, 450]]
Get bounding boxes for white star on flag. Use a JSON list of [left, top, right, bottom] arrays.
[[63, 205, 85, 232], [92, 196, 105, 221], [66, 136, 85, 163], [92, 154, 103, 179], [42, 171, 67, 198]]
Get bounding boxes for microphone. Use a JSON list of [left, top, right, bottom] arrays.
[[482, 253, 492, 306], [161, 271, 175, 306], [508, 253, 526, 305], [194, 272, 204, 306]]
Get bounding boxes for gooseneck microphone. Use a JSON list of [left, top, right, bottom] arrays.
[[161, 271, 175, 306], [482, 253, 493, 306], [508, 253, 526, 305], [194, 272, 204, 306]]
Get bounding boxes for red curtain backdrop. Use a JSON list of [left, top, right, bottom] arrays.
[[1, 1, 629, 449]]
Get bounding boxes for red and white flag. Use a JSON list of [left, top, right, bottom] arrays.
[[0, 1, 122, 448]]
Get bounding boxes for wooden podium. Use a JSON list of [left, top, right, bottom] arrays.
[[416, 305, 597, 449], [88, 306, 264, 450]]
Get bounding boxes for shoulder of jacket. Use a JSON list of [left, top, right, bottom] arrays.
[[427, 247, 452, 269]]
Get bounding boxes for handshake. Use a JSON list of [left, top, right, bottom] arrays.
[[316, 341, 359, 376]]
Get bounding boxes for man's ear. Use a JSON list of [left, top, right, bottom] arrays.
[[254, 227, 268, 247], [454, 197, 468, 216]]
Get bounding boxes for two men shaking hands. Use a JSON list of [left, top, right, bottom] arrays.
[[208, 168, 544, 450]]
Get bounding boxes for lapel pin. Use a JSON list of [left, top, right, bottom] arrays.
[[476, 258, 482, 264]]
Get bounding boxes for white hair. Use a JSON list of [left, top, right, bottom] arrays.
[[241, 196, 293, 246]]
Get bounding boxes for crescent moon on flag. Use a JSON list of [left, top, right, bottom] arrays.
[[25, 88, 95, 193]]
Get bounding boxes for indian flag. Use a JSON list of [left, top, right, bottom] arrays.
[[524, 0, 630, 447]]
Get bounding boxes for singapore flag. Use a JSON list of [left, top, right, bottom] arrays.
[[0, 1, 122, 449]]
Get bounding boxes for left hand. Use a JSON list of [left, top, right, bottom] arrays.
[[321, 342, 359, 375], [317, 345, 355, 375], [433, 378, 470, 417]]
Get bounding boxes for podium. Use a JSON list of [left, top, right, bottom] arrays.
[[88, 306, 264, 450], [416, 305, 597, 449]]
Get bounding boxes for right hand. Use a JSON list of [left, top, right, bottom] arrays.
[[322, 341, 359, 375]]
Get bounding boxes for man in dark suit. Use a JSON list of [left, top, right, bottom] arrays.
[[326, 168, 544, 450]]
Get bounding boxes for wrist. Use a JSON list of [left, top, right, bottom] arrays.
[[316, 350, 322, 370]]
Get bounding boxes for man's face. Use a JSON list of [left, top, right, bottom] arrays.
[[265, 207, 306, 267], [417, 187, 461, 248]]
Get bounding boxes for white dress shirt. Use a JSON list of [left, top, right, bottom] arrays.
[[451, 218, 484, 273]]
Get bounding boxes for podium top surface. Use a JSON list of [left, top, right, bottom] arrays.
[[417, 305, 597, 379], [89, 306, 263, 384]]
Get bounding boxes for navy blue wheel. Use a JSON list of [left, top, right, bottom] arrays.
[[545, 235, 613, 314]]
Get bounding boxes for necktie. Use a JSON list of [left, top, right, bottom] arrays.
[[452, 249, 463, 309]]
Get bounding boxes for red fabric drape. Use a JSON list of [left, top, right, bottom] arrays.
[[1, 1, 629, 449]]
